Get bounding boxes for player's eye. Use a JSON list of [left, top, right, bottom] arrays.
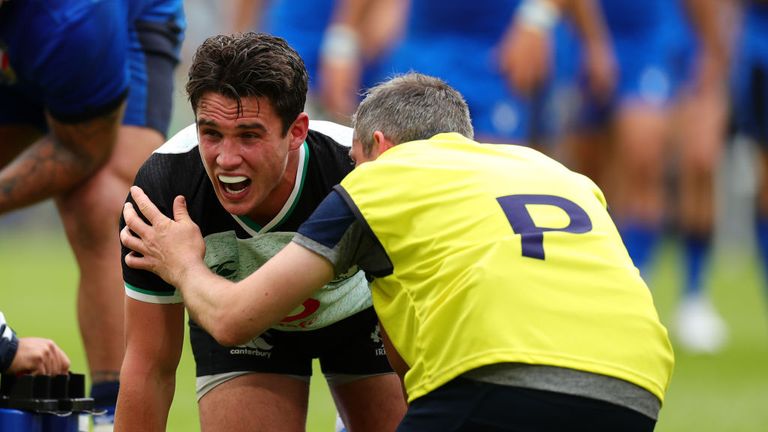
[[201, 129, 222, 138]]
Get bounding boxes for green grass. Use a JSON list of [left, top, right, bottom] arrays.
[[2, 215, 767, 431], [649, 242, 768, 431]]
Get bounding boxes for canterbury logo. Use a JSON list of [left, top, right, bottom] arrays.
[[240, 336, 273, 351], [229, 334, 274, 357]]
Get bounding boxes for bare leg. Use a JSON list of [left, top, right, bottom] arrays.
[[610, 104, 668, 225], [198, 374, 310, 432], [677, 88, 727, 235], [673, 86, 728, 354], [55, 125, 163, 382], [558, 128, 613, 192], [604, 104, 668, 273], [331, 374, 407, 432]]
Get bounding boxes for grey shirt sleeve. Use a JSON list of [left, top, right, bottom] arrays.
[[293, 188, 393, 280]]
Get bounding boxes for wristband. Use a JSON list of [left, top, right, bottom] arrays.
[[516, 0, 560, 33], [0, 313, 19, 373], [321, 24, 360, 62]]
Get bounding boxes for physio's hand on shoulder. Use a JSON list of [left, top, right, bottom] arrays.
[[9, 337, 70, 375], [121, 185, 206, 287]]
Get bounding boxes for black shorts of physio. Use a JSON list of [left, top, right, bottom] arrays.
[[398, 378, 656, 432], [190, 307, 392, 377]]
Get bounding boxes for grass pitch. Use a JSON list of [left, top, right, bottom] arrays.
[[1, 208, 767, 431]]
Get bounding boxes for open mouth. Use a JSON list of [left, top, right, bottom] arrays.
[[218, 175, 252, 195]]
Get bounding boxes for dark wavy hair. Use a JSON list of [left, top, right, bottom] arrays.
[[185, 32, 308, 135]]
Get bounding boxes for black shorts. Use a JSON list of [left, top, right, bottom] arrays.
[[398, 378, 657, 432], [190, 307, 392, 378]]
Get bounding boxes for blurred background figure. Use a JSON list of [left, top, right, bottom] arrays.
[[665, 0, 733, 354], [0, 0, 185, 429], [230, 0, 406, 123], [231, 0, 339, 119], [1, 311, 70, 376], [559, 0, 676, 277], [731, 1, 768, 306], [316, 0, 613, 147], [557, 0, 734, 354]]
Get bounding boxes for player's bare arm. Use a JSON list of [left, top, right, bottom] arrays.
[[115, 300, 185, 432], [121, 185, 333, 346], [0, 102, 124, 214]]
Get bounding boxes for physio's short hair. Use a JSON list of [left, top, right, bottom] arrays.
[[186, 32, 308, 135], [352, 73, 473, 156]]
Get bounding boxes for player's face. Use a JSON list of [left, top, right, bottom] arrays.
[[196, 93, 306, 218]]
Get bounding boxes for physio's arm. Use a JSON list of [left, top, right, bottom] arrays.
[[121, 186, 334, 346], [0, 104, 124, 214], [114, 299, 184, 432], [183, 242, 335, 346]]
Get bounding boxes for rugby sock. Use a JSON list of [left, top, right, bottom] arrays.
[[682, 232, 712, 298], [91, 380, 119, 427], [619, 222, 661, 275], [756, 217, 768, 287]]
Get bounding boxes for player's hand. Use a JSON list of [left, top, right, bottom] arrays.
[[9, 337, 70, 375], [581, 39, 616, 103], [121, 186, 206, 287], [691, 46, 728, 97], [318, 58, 362, 124], [498, 24, 553, 96]]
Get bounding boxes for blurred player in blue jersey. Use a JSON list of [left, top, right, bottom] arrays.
[[318, 0, 613, 147], [231, 0, 405, 124], [231, 0, 338, 118], [562, 0, 725, 278], [732, 0, 768, 306], [562, 0, 674, 277], [0, 0, 185, 428], [665, 0, 732, 354], [561, 0, 730, 353]]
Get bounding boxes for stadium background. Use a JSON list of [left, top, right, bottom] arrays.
[[2, 1, 768, 430]]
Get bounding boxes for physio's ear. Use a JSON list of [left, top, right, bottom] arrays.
[[372, 131, 395, 157]]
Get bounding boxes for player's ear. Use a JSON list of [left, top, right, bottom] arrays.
[[288, 112, 309, 150]]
